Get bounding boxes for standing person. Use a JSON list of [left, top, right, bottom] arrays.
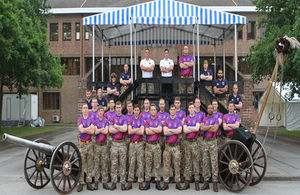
[[120, 64, 132, 102], [96, 88, 107, 111], [212, 99, 223, 148], [84, 89, 93, 110], [200, 105, 220, 192], [88, 98, 98, 120], [183, 102, 201, 191], [77, 103, 95, 192], [109, 101, 128, 191], [140, 99, 151, 121], [144, 104, 163, 191], [213, 69, 228, 108], [222, 102, 240, 143], [161, 104, 183, 191], [104, 99, 116, 121], [93, 106, 110, 190], [174, 97, 186, 122], [140, 48, 155, 94], [126, 104, 145, 191], [179, 46, 194, 94], [157, 98, 170, 123], [228, 83, 243, 120], [160, 48, 174, 94], [107, 72, 121, 103], [200, 60, 213, 92]]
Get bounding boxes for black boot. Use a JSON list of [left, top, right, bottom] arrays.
[[143, 181, 151, 190], [86, 183, 94, 191], [77, 184, 83, 192], [155, 181, 162, 191]]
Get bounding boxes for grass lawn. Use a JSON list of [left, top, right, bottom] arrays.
[[0, 126, 61, 143], [276, 130, 300, 138], [45, 122, 76, 126]]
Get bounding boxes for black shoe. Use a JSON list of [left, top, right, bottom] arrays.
[[162, 182, 169, 191], [121, 184, 126, 191], [155, 181, 163, 191], [139, 182, 144, 190], [77, 184, 83, 192], [110, 183, 117, 191], [86, 183, 94, 191], [195, 182, 200, 191], [183, 181, 190, 190], [103, 183, 110, 190], [94, 182, 98, 190], [201, 182, 210, 191], [143, 181, 151, 190]]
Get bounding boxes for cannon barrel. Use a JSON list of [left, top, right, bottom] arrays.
[[2, 133, 56, 155]]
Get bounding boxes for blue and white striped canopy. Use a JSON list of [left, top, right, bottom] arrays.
[[83, 0, 246, 26]]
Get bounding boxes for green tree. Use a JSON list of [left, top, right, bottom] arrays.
[[0, 0, 64, 132], [247, 0, 300, 98]]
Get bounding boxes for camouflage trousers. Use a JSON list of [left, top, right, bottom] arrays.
[[202, 138, 219, 182], [184, 140, 200, 182], [79, 142, 93, 184], [128, 142, 144, 183], [163, 144, 181, 183], [197, 138, 203, 175], [111, 141, 127, 184], [180, 135, 185, 176], [141, 83, 154, 94], [94, 143, 109, 183], [217, 97, 227, 109], [145, 142, 161, 181]]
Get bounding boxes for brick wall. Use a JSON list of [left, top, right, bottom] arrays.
[[240, 77, 256, 128]]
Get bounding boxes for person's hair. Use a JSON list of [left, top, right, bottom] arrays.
[[108, 98, 115, 103], [86, 89, 92, 93], [188, 101, 194, 107], [207, 104, 213, 108], [174, 97, 181, 102], [92, 97, 97, 102], [150, 103, 157, 109], [97, 88, 102, 93], [111, 72, 117, 78], [233, 83, 239, 89], [212, 98, 218, 103], [144, 98, 150, 103], [228, 101, 234, 106], [218, 69, 223, 73], [204, 60, 208, 64], [124, 64, 128, 67], [98, 106, 105, 111], [82, 103, 88, 107], [145, 48, 150, 52], [195, 96, 200, 101], [169, 104, 176, 109], [164, 48, 169, 52], [133, 104, 140, 109], [126, 100, 133, 106], [116, 101, 122, 106], [159, 98, 165, 103]]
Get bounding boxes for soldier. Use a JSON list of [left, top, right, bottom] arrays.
[[88, 98, 98, 120], [222, 101, 240, 143], [77, 103, 95, 192], [84, 89, 93, 110], [174, 97, 186, 122], [93, 106, 110, 190], [200, 105, 220, 192], [126, 104, 145, 191], [157, 98, 170, 123], [140, 98, 151, 120], [104, 98, 117, 120], [161, 104, 183, 191], [183, 102, 201, 191], [194, 97, 205, 182], [179, 46, 195, 94], [96, 88, 107, 111], [109, 101, 128, 190], [212, 99, 223, 149], [144, 104, 163, 191]]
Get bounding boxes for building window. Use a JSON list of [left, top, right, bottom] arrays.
[[238, 29, 243, 40], [61, 57, 80, 75], [85, 26, 90, 40], [247, 21, 256, 40], [43, 92, 60, 110], [63, 23, 71, 41], [50, 23, 58, 41], [75, 22, 80, 40]]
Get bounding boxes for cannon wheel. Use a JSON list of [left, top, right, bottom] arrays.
[[24, 138, 51, 189], [50, 141, 81, 194], [218, 140, 253, 192], [249, 139, 267, 186]]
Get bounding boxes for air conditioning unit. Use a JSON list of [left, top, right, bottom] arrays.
[[52, 115, 60, 123]]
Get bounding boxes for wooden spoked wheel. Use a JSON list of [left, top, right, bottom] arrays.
[[218, 140, 253, 192], [50, 142, 81, 194], [24, 138, 51, 189], [249, 139, 267, 186]]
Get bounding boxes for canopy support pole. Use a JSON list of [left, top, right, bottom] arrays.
[[92, 24, 95, 91], [223, 33, 226, 80], [197, 17, 200, 82], [109, 45, 111, 79], [213, 40, 216, 80], [192, 25, 195, 81], [234, 24, 238, 81], [130, 18, 134, 100], [134, 24, 137, 80], [101, 32, 104, 89]]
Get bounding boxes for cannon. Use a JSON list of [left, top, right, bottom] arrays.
[[2, 133, 81, 194]]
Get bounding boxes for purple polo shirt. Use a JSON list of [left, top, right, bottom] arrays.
[[202, 115, 220, 139], [164, 117, 182, 144], [179, 55, 194, 77], [223, 113, 240, 137], [183, 115, 200, 140], [140, 111, 151, 121], [77, 116, 93, 142], [176, 110, 186, 121], [104, 110, 117, 121], [88, 110, 98, 121], [195, 111, 206, 137], [110, 114, 127, 141], [94, 118, 109, 143], [125, 113, 134, 122], [128, 116, 144, 142], [213, 112, 223, 137], [157, 111, 170, 122], [145, 117, 162, 142]]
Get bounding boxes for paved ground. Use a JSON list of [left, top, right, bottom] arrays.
[[0, 126, 299, 194]]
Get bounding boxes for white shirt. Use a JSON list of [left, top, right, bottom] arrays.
[[160, 58, 174, 77], [140, 58, 155, 78]]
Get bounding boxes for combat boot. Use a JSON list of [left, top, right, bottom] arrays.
[[126, 182, 132, 190], [195, 182, 200, 191], [201, 181, 209, 190], [110, 183, 117, 191], [161, 182, 169, 191], [103, 183, 110, 190], [121, 183, 126, 191], [77, 184, 83, 192], [182, 181, 190, 190], [94, 182, 98, 190], [213, 182, 218, 192], [155, 181, 163, 190], [176, 183, 183, 190], [86, 183, 94, 191], [143, 181, 151, 190]]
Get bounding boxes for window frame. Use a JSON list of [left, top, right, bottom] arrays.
[[43, 92, 60, 110], [63, 22, 72, 41], [49, 23, 58, 41], [75, 22, 80, 41]]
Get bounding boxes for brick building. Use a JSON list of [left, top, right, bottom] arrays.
[[3, 0, 267, 125]]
